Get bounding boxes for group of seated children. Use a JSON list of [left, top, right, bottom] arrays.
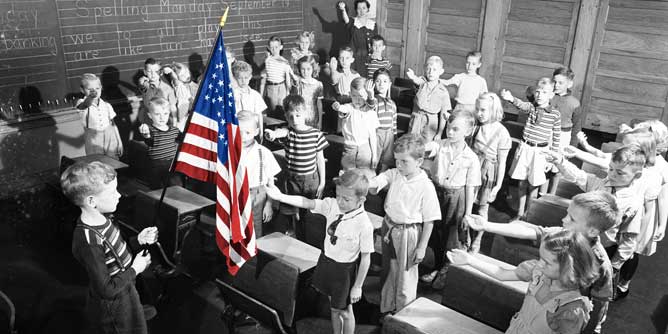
[[66, 25, 668, 334]]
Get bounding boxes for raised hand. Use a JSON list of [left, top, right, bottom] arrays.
[[139, 124, 151, 138], [138, 226, 159, 245], [499, 89, 514, 102], [446, 249, 471, 266]]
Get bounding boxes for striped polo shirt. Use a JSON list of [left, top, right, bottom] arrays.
[[513, 99, 561, 152], [282, 127, 329, 174], [145, 125, 180, 161], [365, 58, 392, 79], [265, 56, 291, 84], [82, 218, 132, 277], [376, 95, 397, 134]]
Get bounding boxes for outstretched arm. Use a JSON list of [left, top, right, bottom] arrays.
[[264, 184, 316, 210], [465, 215, 539, 240], [448, 249, 520, 281]]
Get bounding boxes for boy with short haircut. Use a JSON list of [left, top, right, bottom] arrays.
[[545, 145, 646, 285], [138, 97, 182, 189], [265, 169, 373, 334], [406, 56, 452, 142], [61, 161, 157, 334], [137, 58, 177, 126], [369, 134, 441, 314], [238, 111, 281, 237], [364, 35, 392, 80], [439, 51, 488, 113], [233, 60, 268, 136], [330, 46, 362, 101], [501, 77, 561, 219], [265, 95, 329, 236], [421, 111, 481, 288], [76, 73, 123, 159], [332, 77, 380, 171], [466, 190, 620, 334], [260, 36, 292, 118]]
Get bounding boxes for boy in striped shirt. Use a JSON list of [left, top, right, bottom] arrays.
[[265, 95, 329, 237], [138, 97, 183, 189], [61, 161, 157, 334], [365, 35, 392, 80], [501, 77, 561, 218]]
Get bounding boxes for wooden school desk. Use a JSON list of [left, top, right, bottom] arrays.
[[256, 232, 320, 273]]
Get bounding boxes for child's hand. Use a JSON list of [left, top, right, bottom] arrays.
[[413, 247, 426, 265], [365, 80, 375, 97], [654, 230, 665, 242], [264, 129, 276, 141], [139, 124, 151, 138], [619, 123, 632, 133], [337, 1, 346, 10], [500, 89, 514, 102], [563, 145, 578, 158], [262, 204, 274, 223], [350, 286, 362, 304], [331, 101, 341, 111], [138, 76, 149, 87], [576, 131, 589, 147], [406, 68, 415, 79], [161, 66, 173, 75], [264, 184, 283, 201], [424, 141, 439, 158], [446, 249, 471, 266], [542, 150, 562, 164], [131, 251, 151, 274], [316, 182, 325, 199], [488, 187, 500, 202], [329, 57, 338, 70], [138, 226, 159, 245], [464, 214, 487, 232]]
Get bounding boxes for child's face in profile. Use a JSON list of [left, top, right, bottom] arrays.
[[299, 61, 314, 79], [287, 105, 306, 127], [553, 74, 573, 96], [562, 203, 596, 237], [239, 119, 259, 148], [90, 178, 121, 213], [533, 86, 554, 107], [338, 51, 354, 68], [148, 106, 170, 128], [424, 61, 444, 81], [145, 63, 162, 85], [82, 79, 102, 98], [268, 40, 283, 57], [537, 244, 561, 280], [374, 74, 391, 96], [235, 71, 252, 88], [298, 36, 310, 52], [465, 56, 482, 74], [475, 99, 492, 124], [607, 161, 640, 187], [336, 185, 364, 212], [371, 40, 385, 57], [394, 152, 423, 178], [445, 117, 471, 143]]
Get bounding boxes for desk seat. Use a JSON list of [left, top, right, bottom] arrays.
[[383, 297, 502, 334], [441, 254, 527, 331]]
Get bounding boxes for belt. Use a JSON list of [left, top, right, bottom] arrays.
[[267, 80, 285, 86], [561, 126, 572, 132], [523, 139, 548, 147], [435, 185, 465, 192], [383, 216, 420, 243]]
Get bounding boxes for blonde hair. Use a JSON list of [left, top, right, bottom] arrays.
[[334, 168, 370, 197], [621, 127, 656, 167], [542, 229, 599, 290], [394, 134, 425, 159], [425, 56, 443, 68], [80, 73, 100, 88], [637, 120, 668, 155], [571, 191, 620, 233], [237, 110, 259, 129], [61, 161, 117, 206], [296, 31, 315, 49], [476, 92, 504, 123], [148, 97, 169, 113]]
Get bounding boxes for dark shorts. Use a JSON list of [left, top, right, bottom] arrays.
[[280, 171, 319, 215], [312, 253, 357, 310]]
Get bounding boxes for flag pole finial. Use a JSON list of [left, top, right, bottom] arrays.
[[219, 6, 230, 27]]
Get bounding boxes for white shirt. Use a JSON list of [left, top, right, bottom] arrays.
[[77, 98, 116, 131], [338, 102, 379, 146], [233, 86, 267, 116], [441, 73, 488, 105], [374, 169, 441, 224], [242, 142, 281, 188], [313, 198, 375, 263]]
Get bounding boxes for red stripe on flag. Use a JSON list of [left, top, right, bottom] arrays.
[[185, 122, 218, 141], [173, 161, 214, 182]]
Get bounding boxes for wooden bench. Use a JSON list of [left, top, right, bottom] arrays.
[[491, 195, 569, 265], [441, 254, 527, 331], [383, 297, 503, 334]]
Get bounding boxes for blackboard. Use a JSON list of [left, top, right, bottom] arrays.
[[0, 0, 304, 115]]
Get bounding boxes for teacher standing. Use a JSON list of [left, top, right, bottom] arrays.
[[338, 1, 377, 75]]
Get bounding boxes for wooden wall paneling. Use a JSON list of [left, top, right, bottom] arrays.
[[404, 0, 430, 74], [569, 0, 600, 100], [377, 0, 407, 78], [580, 0, 668, 133], [480, 0, 512, 92]]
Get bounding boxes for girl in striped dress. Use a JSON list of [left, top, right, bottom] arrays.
[[500, 77, 561, 219]]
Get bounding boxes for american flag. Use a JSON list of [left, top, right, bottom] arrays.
[[173, 28, 255, 275]]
